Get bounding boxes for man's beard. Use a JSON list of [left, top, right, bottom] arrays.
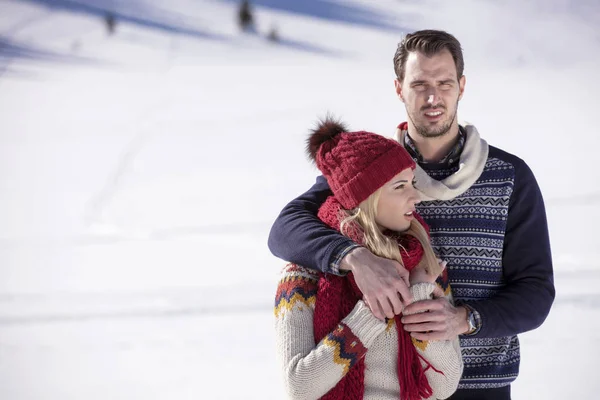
[[408, 103, 458, 138]]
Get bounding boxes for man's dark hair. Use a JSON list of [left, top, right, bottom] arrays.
[[393, 30, 464, 82]]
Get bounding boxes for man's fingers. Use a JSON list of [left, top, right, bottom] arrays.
[[410, 331, 447, 341], [377, 297, 395, 319], [401, 274, 411, 289], [394, 280, 413, 305], [385, 290, 404, 315], [403, 321, 443, 333], [403, 298, 443, 315], [364, 295, 384, 321], [393, 260, 411, 290], [402, 311, 445, 325]]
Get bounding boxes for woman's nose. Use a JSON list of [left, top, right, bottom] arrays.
[[411, 188, 422, 205]]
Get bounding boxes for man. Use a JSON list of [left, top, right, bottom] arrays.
[[268, 30, 554, 399]]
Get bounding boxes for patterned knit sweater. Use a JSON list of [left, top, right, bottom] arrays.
[[275, 263, 463, 400], [267, 123, 555, 390]]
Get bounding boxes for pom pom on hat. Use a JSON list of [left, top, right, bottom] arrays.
[[306, 116, 349, 163]]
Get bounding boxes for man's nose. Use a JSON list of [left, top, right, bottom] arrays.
[[426, 90, 442, 106]]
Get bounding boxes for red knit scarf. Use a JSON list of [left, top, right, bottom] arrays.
[[314, 196, 433, 400]]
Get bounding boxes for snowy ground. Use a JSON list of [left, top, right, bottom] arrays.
[[1, 0, 599, 398]]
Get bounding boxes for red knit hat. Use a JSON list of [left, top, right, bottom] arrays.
[[307, 118, 416, 209]]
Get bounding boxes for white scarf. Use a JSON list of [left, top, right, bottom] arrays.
[[394, 123, 489, 201]]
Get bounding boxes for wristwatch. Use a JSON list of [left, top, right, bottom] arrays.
[[464, 305, 478, 335]]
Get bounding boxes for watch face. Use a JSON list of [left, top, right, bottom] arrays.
[[469, 313, 477, 330], [467, 311, 476, 331]]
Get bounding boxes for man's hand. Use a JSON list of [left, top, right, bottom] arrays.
[[340, 247, 412, 320], [401, 294, 469, 341]]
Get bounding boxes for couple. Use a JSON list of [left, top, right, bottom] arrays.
[[271, 30, 555, 400]]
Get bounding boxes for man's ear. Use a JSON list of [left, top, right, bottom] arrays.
[[458, 75, 466, 101], [394, 79, 405, 103]]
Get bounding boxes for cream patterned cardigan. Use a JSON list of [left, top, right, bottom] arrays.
[[275, 264, 463, 400]]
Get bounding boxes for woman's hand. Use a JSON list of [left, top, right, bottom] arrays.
[[409, 259, 447, 285]]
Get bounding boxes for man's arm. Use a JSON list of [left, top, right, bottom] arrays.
[[461, 158, 555, 338], [402, 159, 555, 339], [267, 175, 355, 275]]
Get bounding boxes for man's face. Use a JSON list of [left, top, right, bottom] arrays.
[[394, 49, 465, 138]]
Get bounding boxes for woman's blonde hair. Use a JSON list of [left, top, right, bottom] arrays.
[[340, 187, 441, 276]]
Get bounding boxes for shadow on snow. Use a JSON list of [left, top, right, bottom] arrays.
[[21, 0, 227, 41], [220, 0, 404, 32], [0, 35, 104, 78]]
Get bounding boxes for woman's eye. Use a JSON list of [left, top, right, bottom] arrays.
[[412, 180, 418, 187], [394, 184, 405, 190]]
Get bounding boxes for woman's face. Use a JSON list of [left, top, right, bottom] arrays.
[[375, 168, 420, 232]]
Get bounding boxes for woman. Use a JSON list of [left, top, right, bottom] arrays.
[[274, 118, 463, 400]]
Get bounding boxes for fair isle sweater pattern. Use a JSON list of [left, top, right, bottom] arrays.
[[323, 322, 368, 374], [274, 264, 368, 376], [274, 264, 463, 400], [417, 156, 517, 389], [274, 264, 318, 318]]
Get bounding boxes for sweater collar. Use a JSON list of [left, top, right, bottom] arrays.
[[394, 122, 489, 201], [403, 125, 466, 167]]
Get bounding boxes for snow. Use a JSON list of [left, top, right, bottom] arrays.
[[0, 0, 599, 398]]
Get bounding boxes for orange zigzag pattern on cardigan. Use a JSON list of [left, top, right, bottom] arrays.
[[384, 318, 430, 351], [412, 337, 428, 351], [323, 322, 367, 375], [436, 267, 451, 296], [274, 268, 318, 318]]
